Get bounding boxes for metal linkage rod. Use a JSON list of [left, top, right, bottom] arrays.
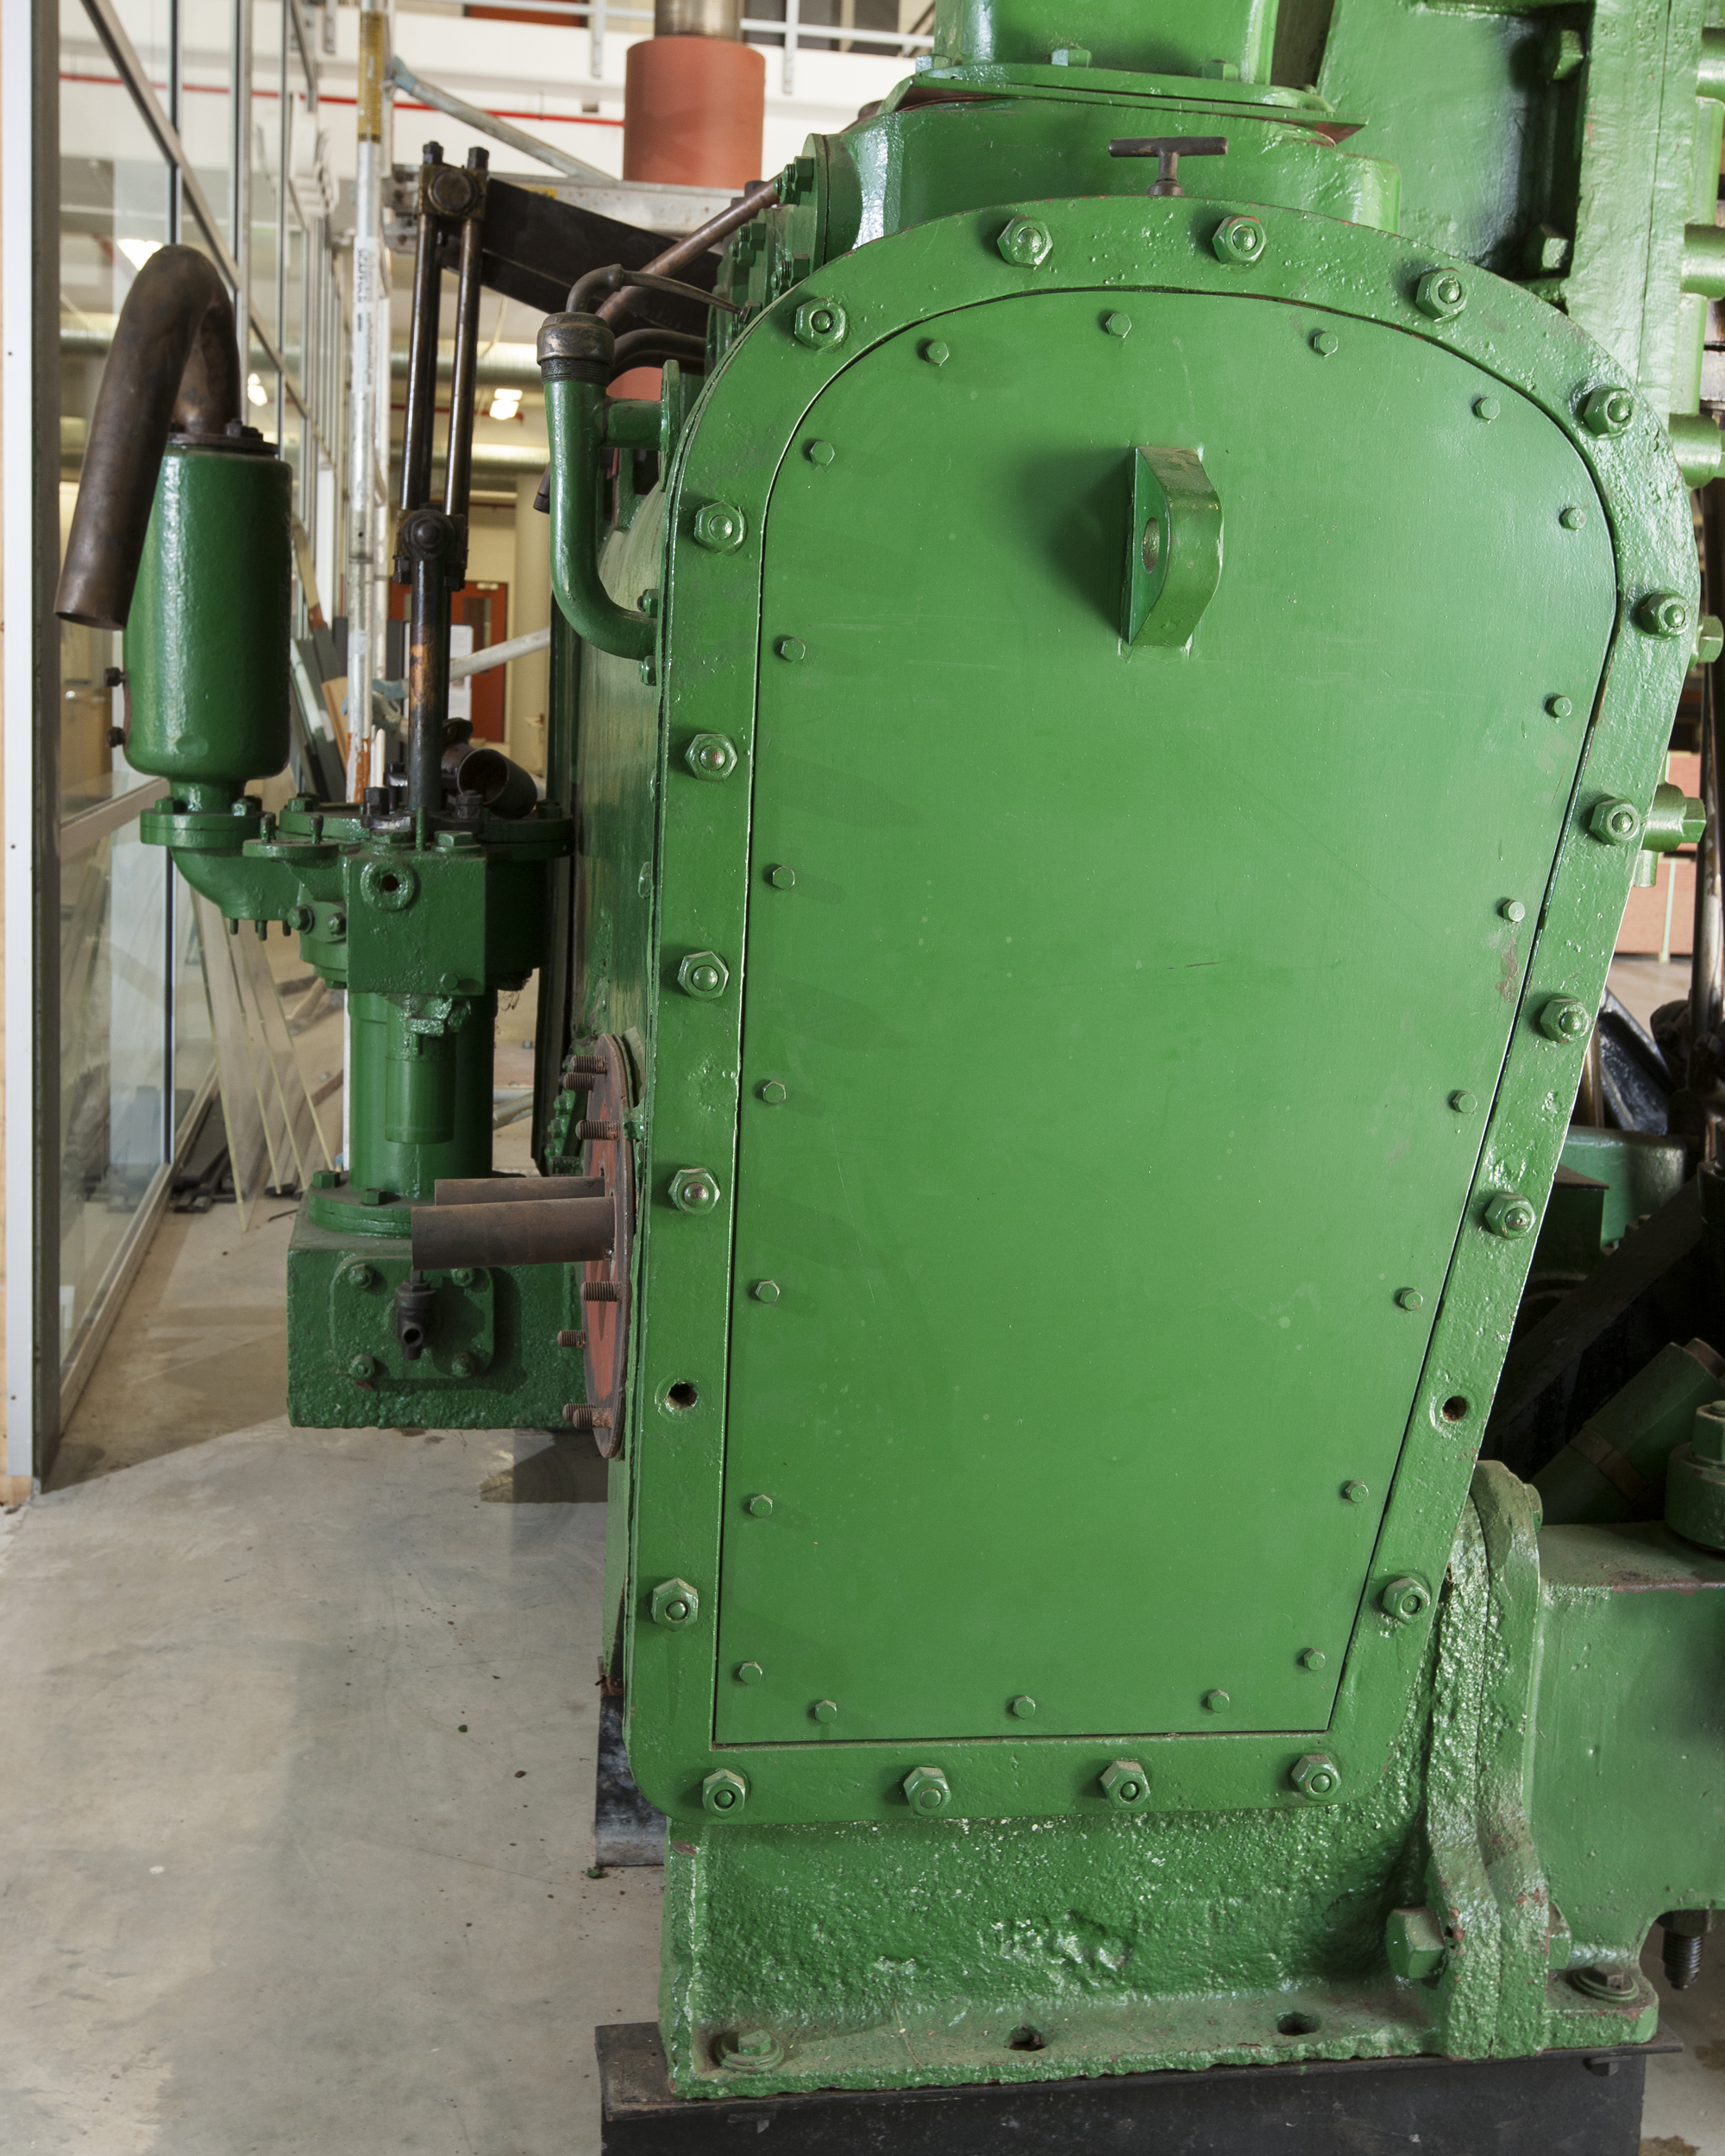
[[443, 147, 489, 522], [399, 141, 444, 517]]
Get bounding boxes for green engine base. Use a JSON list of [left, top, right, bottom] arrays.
[[659, 1466, 1725, 2096], [285, 1203, 580, 1429]]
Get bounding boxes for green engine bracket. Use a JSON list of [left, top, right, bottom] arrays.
[[1124, 443, 1223, 646]]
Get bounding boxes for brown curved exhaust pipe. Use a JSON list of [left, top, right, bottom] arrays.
[[56, 245, 242, 631]]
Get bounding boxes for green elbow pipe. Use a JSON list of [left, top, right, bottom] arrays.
[[543, 373, 656, 663]]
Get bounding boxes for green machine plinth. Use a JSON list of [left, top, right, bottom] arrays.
[[535, 4, 1722, 2100]]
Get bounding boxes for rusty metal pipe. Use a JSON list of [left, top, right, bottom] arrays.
[[594, 178, 779, 323], [55, 245, 242, 630], [440, 741, 540, 818], [411, 1193, 615, 1269], [432, 1175, 604, 1206]]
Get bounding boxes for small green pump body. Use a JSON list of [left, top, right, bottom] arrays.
[[124, 447, 577, 1427], [124, 442, 292, 800]]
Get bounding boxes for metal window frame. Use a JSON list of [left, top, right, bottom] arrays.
[[3, 0, 62, 1495], [3, 0, 335, 1485]]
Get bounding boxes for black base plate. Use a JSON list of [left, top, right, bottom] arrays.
[[597, 2022, 1675, 2155]]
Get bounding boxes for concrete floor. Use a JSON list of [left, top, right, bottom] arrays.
[[4, 962, 1725, 2152], [1, 1000, 660, 2152]]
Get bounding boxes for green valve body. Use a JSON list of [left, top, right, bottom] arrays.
[[124, 440, 292, 807]]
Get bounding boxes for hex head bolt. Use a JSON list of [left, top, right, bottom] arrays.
[[1290, 1752, 1342, 1801], [1101, 1760, 1151, 1808], [1581, 385, 1635, 436], [1589, 798, 1643, 846], [1484, 1193, 1537, 1238], [996, 216, 1054, 268], [686, 732, 737, 781], [1414, 269, 1468, 320], [1211, 216, 1267, 266], [1107, 133, 1228, 198], [903, 1765, 951, 1814]]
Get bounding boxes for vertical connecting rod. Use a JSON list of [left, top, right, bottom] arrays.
[[443, 147, 489, 522], [405, 510, 452, 812], [399, 141, 444, 517]]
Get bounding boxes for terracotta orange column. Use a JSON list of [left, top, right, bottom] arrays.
[[623, 0, 764, 189]]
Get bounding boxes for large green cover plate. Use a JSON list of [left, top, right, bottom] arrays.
[[712, 289, 1615, 1745]]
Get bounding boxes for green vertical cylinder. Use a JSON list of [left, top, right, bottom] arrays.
[[348, 990, 496, 1200], [123, 440, 292, 799]]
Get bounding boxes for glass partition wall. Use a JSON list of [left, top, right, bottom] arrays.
[[4, 0, 352, 1482]]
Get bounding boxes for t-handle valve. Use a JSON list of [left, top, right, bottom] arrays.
[[1109, 135, 1229, 198]]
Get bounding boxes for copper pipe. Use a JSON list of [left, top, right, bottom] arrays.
[[595, 177, 779, 323], [56, 244, 241, 630]]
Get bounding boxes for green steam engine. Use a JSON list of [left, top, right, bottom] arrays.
[[56, 0, 1725, 2137]]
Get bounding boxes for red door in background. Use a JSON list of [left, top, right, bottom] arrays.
[[387, 580, 508, 742]]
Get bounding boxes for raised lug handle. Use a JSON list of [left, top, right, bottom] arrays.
[[1124, 446, 1224, 649]]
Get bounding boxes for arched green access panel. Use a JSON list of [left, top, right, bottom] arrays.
[[714, 288, 1615, 1748]]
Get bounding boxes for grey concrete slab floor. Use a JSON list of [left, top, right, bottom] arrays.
[[0, 1420, 659, 2154]]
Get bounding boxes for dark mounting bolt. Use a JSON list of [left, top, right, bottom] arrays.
[[394, 1271, 436, 1363], [564, 1404, 614, 1431], [408, 510, 451, 555], [564, 1053, 607, 1077], [582, 1281, 624, 1303], [575, 1119, 623, 1141], [555, 1329, 586, 1350], [1108, 134, 1229, 197], [1659, 1909, 1714, 1990], [1665, 1931, 1705, 1990], [106, 726, 126, 749], [103, 666, 125, 689]]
